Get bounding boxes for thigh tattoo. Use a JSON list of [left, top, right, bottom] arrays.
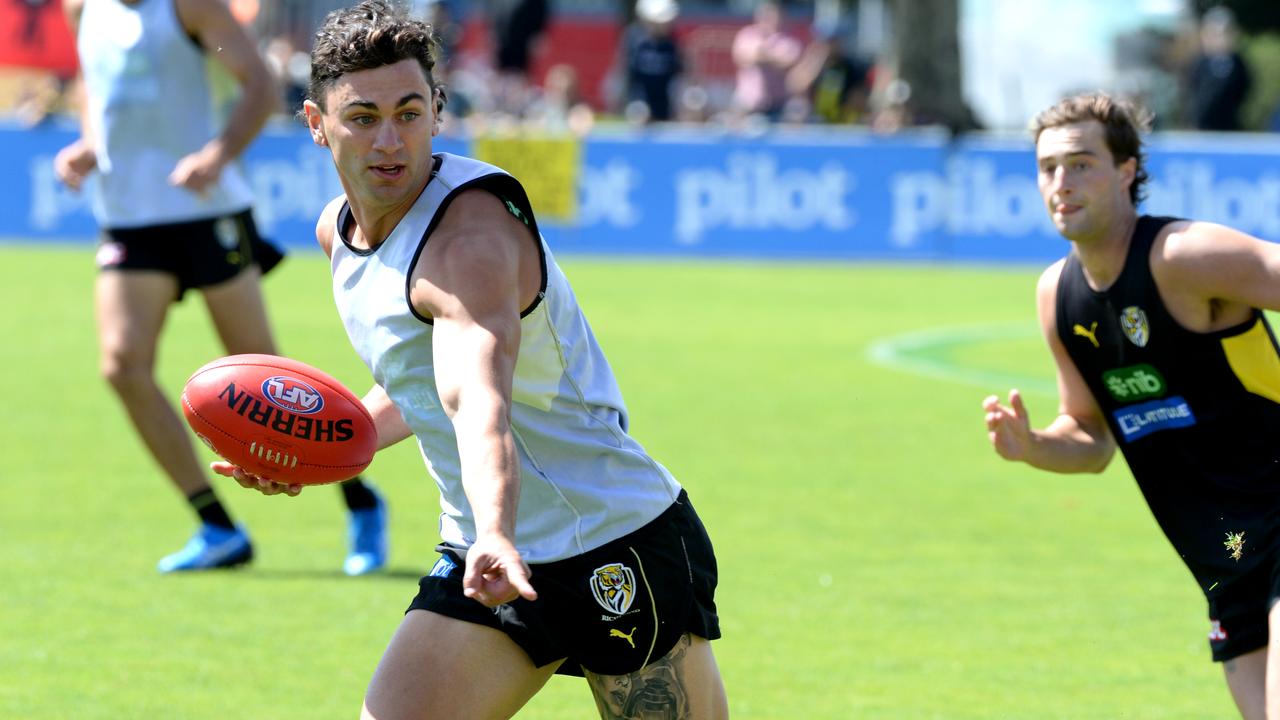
[[586, 634, 693, 720]]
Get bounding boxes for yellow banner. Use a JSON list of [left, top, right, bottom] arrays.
[[472, 135, 580, 223]]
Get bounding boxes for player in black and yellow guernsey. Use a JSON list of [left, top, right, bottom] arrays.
[[984, 92, 1280, 719]]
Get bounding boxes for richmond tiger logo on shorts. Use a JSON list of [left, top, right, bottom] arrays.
[[214, 217, 242, 250], [589, 563, 636, 615]]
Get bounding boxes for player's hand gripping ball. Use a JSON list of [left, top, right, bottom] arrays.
[[181, 354, 376, 485]]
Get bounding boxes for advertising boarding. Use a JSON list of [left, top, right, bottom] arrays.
[[5, 121, 1278, 263]]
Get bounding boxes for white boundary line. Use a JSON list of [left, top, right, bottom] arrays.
[[866, 323, 1057, 395]]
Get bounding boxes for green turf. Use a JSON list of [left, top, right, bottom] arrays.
[[0, 246, 1235, 718]]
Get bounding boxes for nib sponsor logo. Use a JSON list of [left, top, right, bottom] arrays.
[[1103, 364, 1167, 402]]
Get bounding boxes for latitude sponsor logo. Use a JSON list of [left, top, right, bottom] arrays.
[[1102, 364, 1167, 402], [1112, 395, 1196, 441]]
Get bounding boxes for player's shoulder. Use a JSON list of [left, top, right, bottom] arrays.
[[1036, 258, 1068, 296], [315, 196, 348, 259], [1033, 258, 1069, 323], [433, 187, 529, 245], [420, 188, 538, 282], [1155, 219, 1232, 255], [1152, 218, 1254, 275]]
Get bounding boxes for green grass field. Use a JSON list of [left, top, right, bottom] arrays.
[[0, 245, 1236, 719]]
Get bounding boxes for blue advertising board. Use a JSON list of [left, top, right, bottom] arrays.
[[4, 120, 1279, 263]]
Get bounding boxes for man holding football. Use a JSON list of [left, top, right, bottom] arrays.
[[218, 2, 727, 718]]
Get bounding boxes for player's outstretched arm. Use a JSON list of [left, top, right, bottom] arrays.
[[984, 262, 1115, 474], [411, 189, 542, 608], [362, 384, 414, 451]]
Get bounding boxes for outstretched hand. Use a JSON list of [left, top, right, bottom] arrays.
[[210, 461, 303, 497], [983, 389, 1034, 462], [462, 535, 537, 607]]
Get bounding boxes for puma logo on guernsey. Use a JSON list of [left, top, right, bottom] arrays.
[[1073, 322, 1100, 348], [609, 627, 637, 649]]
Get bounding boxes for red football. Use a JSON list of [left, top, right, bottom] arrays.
[[181, 354, 376, 485]]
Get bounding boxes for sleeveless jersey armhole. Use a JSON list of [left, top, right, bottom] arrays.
[[404, 174, 550, 325]]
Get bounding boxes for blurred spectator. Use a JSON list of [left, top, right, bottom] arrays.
[[524, 62, 595, 135], [262, 34, 309, 117], [786, 22, 872, 124], [731, 0, 803, 120], [415, 0, 462, 69], [677, 83, 713, 123], [618, 0, 684, 123], [1188, 6, 1251, 131], [13, 72, 71, 127], [414, 0, 471, 120], [488, 0, 550, 116], [871, 77, 912, 133], [491, 0, 548, 77]]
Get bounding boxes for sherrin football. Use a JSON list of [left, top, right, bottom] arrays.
[[181, 354, 376, 485]]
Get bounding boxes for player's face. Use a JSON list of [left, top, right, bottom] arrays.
[[305, 59, 440, 216], [1035, 120, 1136, 243]]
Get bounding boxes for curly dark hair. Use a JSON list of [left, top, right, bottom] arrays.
[[308, 0, 446, 113], [1031, 92, 1152, 206]]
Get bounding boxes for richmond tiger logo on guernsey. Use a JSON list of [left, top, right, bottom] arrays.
[[1120, 306, 1150, 347], [590, 563, 636, 616]]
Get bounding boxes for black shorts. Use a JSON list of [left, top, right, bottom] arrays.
[[408, 490, 720, 677], [95, 209, 284, 300], [1207, 551, 1280, 661]]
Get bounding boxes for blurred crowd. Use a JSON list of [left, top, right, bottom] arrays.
[[358, 0, 887, 136], [5, 1, 1280, 137], [1, 0, 890, 135]]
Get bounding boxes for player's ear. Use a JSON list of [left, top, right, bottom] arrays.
[[1118, 156, 1137, 192], [303, 100, 328, 147], [431, 87, 443, 138]]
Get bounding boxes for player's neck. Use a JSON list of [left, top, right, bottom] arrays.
[[343, 185, 427, 251], [1073, 209, 1138, 292]]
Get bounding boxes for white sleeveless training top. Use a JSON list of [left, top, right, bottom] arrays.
[[329, 153, 682, 563], [77, 0, 253, 228]]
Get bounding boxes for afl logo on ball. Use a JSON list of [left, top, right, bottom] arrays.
[[262, 376, 324, 415]]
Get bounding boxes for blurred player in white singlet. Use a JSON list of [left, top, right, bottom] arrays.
[[54, 0, 388, 575]]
